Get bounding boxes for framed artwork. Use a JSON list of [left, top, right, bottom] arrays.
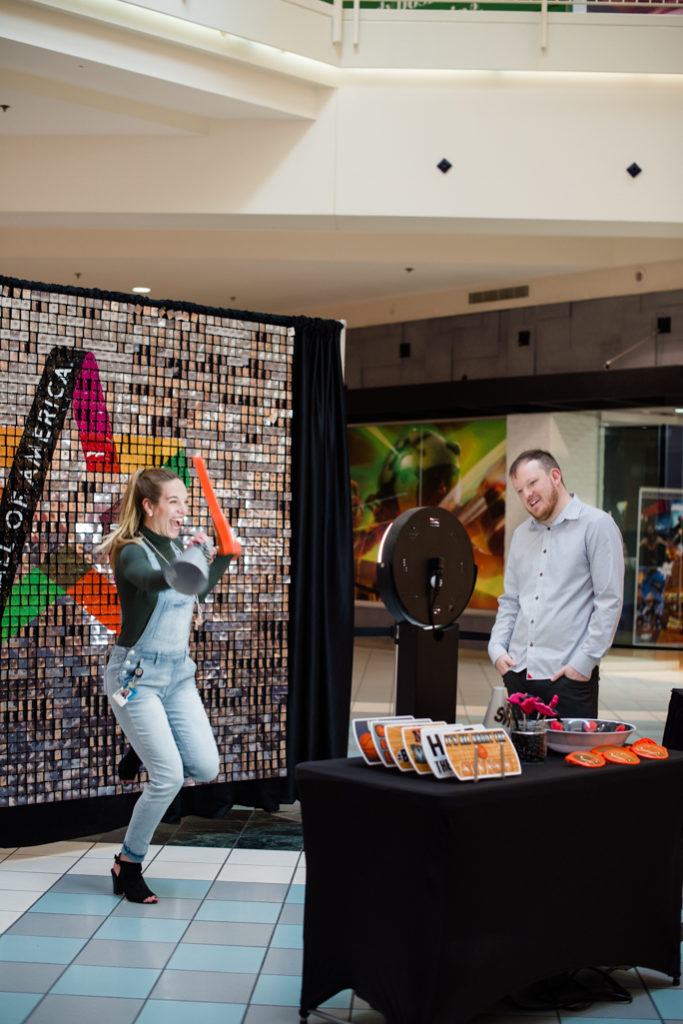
[[633, 487, 683, 647]]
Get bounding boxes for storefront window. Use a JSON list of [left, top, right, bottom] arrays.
[[601, 414, 683, 647]]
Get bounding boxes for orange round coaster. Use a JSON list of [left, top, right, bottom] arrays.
[[565, 750, 606, 767], [632, 739, 668, 759], [595, 746, 640, 764]]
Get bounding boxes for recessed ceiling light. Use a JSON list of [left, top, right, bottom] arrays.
[[675, 408, 683, 414], [132, 286, 151, 294]]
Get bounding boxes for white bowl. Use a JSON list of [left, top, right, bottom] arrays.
[[545, 718, 636, 753]]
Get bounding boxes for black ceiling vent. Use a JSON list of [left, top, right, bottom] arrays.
[[468, 285, 529, 305]]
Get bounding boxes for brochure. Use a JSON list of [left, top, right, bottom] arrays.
[[385, 718, 433, 770], [353, 715, 414, 766], [401, 721, 447, 774], [370, 716, 415, 767], [418, 723, 460, 779], [439, 725, 521, 781]]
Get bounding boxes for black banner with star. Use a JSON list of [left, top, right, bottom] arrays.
[[0, 346, 87, 624]]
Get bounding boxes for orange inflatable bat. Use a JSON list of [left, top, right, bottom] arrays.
[[192, 455, 242, 558]]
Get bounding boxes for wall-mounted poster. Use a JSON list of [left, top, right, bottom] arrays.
[[634, 488, 683, 647], [348, 420, 506, 611]]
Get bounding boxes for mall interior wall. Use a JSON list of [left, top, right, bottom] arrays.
[[345, 288, 683, 387], [3, 76, 680, 234]]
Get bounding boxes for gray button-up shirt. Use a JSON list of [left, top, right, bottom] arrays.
[[488, 495, 624, 680]]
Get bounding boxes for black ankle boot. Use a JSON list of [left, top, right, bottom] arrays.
[[111, 854, 158, 903], [118, 748, 142, 782]]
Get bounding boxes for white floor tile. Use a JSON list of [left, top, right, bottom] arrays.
[[0, 855, 85, 873], [227, 850, 299, 867], [610, 709, 658, 721], [0, 871, 61, 891], [143, 860, 220, 880], [0, 909, 25, 933], [66, 859, 115, 876], [216, 863, 296, 884], [153, 846, 230, 865], [10, 841, 93, 858], [81, 843, 122, 859], [0, 889, 43, 912]]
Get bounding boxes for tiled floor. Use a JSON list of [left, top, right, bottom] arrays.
[[1, 638, 681, 1024]]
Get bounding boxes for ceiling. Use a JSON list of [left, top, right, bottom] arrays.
[[1, 0, 683, 325]]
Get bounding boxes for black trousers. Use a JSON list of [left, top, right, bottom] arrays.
[[503, 665, 600, 719]]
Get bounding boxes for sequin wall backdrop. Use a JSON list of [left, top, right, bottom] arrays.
[[0, 281, 293, 807]]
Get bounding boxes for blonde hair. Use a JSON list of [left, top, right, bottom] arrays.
[[97, 467, 183, 569]]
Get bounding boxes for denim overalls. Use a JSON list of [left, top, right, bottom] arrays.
[[105, 540, 220, 862]]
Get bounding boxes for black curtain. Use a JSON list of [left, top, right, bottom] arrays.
[[285, 317, 354, 799], [0, 277, 354, 842]]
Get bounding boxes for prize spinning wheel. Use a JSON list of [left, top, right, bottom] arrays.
[[377, 506, 477, 630]]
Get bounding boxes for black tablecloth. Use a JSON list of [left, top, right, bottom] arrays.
[[663, 689, 683, 750], [297, 752, 683, 1024]]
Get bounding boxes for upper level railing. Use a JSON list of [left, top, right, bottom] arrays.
[[317, 0, 682, 9], [309, 0, 682, 54]]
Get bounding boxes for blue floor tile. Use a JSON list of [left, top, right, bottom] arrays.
[[649, 987, 683, 1018], [50, 963, 161, 998], [136, 1000, 246, 1024], [284, 884, 305, 904], [183, 920, 274, 946], [0, 935, 87, 964], [165, 942, 266, 974], [196, 900, 280, 924], [27, 893, 120, 917], [111, 898, 199, 921], [0, 992, 42, 1024], [270, 924, 303, 949], [250, 973, 301, 1007]]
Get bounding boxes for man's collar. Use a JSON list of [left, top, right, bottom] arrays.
[[529, 493, 581, 529]]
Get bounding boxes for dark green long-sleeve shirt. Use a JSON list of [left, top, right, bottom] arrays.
[[114, 525, 232, 647]]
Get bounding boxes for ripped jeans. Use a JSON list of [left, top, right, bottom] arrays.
[[105, 579, 219, 862]]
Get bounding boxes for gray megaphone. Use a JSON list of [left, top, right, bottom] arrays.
[[163, 544, 209, 595], [483, 685, 512, 733]]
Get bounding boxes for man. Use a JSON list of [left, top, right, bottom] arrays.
[[488, 449, 624, 718]]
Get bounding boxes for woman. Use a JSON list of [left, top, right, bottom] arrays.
[[98, 467, 234, 903]]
